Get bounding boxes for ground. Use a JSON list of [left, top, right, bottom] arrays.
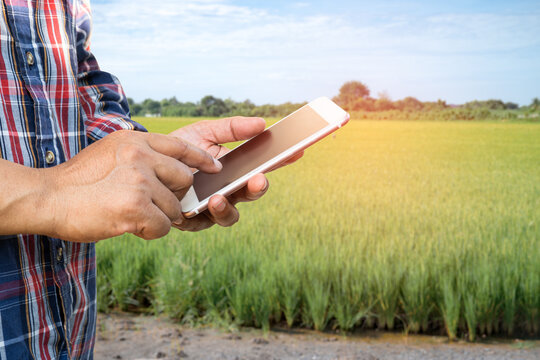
[[94, 313, 540, 360]]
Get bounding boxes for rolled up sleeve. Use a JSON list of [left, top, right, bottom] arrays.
[[75, 0, 146, 143]]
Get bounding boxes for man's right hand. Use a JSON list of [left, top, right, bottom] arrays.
[[39, 130, 221, 242]]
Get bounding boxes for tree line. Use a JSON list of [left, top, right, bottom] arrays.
[[331, 81, 537, 112], [128, 96, 306, 118], [127, 81, 539, 118]]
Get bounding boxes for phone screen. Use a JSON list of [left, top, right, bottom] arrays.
[[192, 105, 329, 201]]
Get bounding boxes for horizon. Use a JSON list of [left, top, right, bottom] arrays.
[[91, 0, 540, 106]]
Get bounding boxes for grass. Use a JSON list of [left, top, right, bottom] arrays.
[[97, 117, 540, 340]]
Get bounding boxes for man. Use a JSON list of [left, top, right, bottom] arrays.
[[0, 0, 300, 358]]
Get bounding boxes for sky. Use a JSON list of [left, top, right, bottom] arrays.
[[90, 0, 540, 106]]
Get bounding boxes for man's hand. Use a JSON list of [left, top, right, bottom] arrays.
[[41, 130, 221, 242], [169, 116, 303, 231]]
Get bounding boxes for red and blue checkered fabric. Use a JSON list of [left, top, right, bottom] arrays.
[[0, 1, 144, 358]]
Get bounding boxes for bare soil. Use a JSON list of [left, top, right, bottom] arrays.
[[94, 313, 540, 360]]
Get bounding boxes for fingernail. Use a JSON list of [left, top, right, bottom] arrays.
[[215, 199, 226, 212], [214, 158, 223, 170]]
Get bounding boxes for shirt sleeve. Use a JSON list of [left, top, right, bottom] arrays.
[[75, 0, 146, 144]]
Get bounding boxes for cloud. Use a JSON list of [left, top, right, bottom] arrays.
[[290, 2, 310, 8], [89, 0, 540, 104]]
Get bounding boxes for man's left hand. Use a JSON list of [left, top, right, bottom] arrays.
[[169, 116, 303, 231]]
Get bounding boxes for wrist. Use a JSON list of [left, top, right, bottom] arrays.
[[32, 167, 63, 238], [0, 160, 59, 237]]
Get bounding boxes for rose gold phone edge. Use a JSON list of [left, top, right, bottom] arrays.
[[181, 97, 350, 218]]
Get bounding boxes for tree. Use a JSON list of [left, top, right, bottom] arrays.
[[504, 102, 519, 110], [130, 103, 143, 116], [423, 99, 448, 111], [350, 97, 375, 112], [374, 98, 394, 111], [396, 97, 424, 111], [531, 97, 540, 111], [200, 95, 228, 117], [464, 99, 506, 110], [127, 97, 142, 116], [141, 98, 161, 115], [333, 81, 370, 110]]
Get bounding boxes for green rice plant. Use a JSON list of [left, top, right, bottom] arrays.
[[251, 275, 279, 332], [457, 249, 502, 339], [227, 279, 251, 326], [199, 253, 233, 317], [277, 261, 302, 328], [330, 262, 371, 332], [499, 242, 520, 336], [101, 236, 157, 311], [96, 237, 118, 312], [439, 273, 461, 341], [303, 279, 331, 331], [520, 249, 540, 335], [154, 251, 201, 322], [227, 272, 278, 332], [370, 250, 404, 330], [401, 255, 434, 334], [462, 291, 478, 341], [302, 262, 332, 331]]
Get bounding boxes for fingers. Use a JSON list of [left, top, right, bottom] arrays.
[[267, 151, 304, 172], [206, 195, 240, 227], [174, 174, 269, 232], [145, 133, 222, 173], [152, 153, 194, 200], [148, 177, 182, 223], [282, 151, 304, 166], [175, 195, 240, 231], [198, 117, 266, 144], [172, 214, 215, 232], [228, 173, 269, 204], [134, 203, 172, 240]]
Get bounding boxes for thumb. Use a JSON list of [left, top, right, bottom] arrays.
[[204, 116, 266, 144]]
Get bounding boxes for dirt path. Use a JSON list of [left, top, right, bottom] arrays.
[[94, 313, 540, 360]]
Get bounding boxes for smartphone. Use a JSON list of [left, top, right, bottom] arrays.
[[180, 97, 350, 217]]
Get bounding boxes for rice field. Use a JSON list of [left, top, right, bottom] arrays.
[[96, 117, 540, 340]]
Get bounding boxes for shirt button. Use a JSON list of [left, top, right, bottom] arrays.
[[26, 51, 35, 66], [45, 151, 55, 165], [56, 247, 63, 262]]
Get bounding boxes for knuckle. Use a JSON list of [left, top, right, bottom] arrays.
[[117, 220, 137, 235], [199, 119, 212, 127], [132, 189, 148, 205], [174, 138, 189, 157], [120, 189, 147, 213], [110, 129, 129, 140], [130, 171, 149, 187], [118, 143, 145, 163]]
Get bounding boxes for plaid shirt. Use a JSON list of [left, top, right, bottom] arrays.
[[0, 0, 144, 358]]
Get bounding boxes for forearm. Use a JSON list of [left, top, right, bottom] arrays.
[[0, 159, 54, 236]]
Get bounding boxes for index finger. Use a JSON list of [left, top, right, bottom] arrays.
[[145, 133, 222, 173]]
